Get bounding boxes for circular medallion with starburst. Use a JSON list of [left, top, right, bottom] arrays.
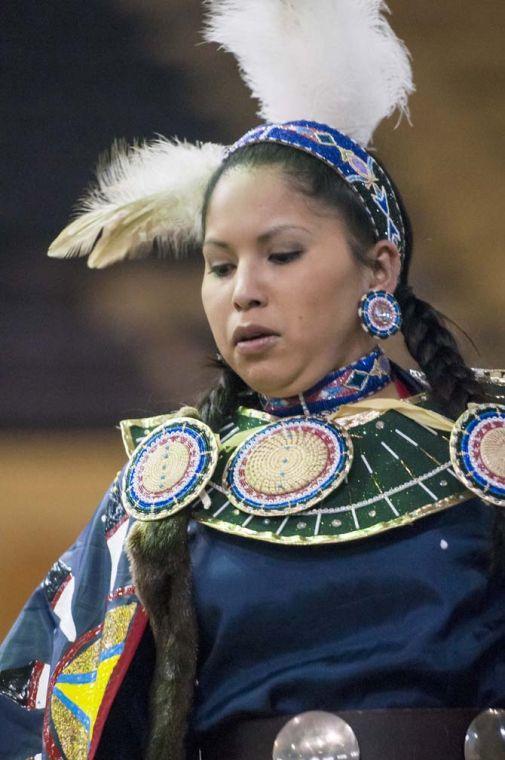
[[358, 290, 402, 339], [223, 416, 353, 516], [450, 404, 505, 506], [122, 417, 218, 520]]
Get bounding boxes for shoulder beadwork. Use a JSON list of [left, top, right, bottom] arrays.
[[408, 368, 505, 403], [119, 406, 201, 456], [474, 369, 505, 403], [450, 402, 505, 506]]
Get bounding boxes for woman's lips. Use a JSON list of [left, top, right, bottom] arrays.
[[232, 324, 280, 355], [235, 334, 280, 355]]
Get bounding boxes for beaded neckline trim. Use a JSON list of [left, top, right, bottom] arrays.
[[261, 346, 392, 417]]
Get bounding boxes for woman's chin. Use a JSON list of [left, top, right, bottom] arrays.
[[236, 363, 301, 399]]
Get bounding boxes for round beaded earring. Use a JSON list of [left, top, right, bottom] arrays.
[[358, 289, 402, 339]]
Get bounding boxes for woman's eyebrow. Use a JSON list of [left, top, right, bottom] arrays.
[[203, 238, 231, 250], [203, 224, 311, 249], [257, 224, 311, 243]]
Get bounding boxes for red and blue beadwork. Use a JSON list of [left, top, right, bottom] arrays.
[[450, 404, 505, 506], [223, 417, 353, 517], [263, 346, 392, 417], [122, 418, 218, 520], [358, 290, 402, 339]]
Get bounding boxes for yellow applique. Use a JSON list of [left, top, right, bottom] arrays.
[[50, 603, 136, 758]]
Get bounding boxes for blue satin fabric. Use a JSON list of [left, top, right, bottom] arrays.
[[188, 498, 505, 737]]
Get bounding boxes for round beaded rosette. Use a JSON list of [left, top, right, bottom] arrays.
[[359, 289, 402, 339], [122, 417, 218, 520], [223, 417, 353, 516], [450, 404, 505, 506]]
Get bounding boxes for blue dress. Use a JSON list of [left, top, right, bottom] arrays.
[[187, 498, 505, 738]]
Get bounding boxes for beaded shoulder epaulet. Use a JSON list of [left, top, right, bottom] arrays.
[[408, 368, 505, 403], [119, 406, 202, 456]]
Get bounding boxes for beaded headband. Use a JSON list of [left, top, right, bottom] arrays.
[[227, 119, 406, 258]]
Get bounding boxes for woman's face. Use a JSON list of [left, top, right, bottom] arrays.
[[201, 165, 392, 398]]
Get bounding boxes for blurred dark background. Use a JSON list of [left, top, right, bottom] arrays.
[[3, 0, 219, 428], [1, 1, 504, 635]]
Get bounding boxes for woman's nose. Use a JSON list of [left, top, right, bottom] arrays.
[[232, 264, 267, 311]]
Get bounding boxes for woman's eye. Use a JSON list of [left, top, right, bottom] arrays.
[[269, 251, 303, 264], [209, 263, 234, 277]]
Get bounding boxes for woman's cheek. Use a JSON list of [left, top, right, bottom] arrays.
[[205, 289, 227, 333]]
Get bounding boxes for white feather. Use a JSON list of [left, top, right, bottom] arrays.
[[204, 0, 414, 146], [48, 138, 225, 268]]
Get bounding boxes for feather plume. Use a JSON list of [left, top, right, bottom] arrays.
[[48, 138, 225, 268], [203, 0, 414, 146]]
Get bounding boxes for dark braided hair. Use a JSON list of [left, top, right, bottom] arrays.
[[197, 358, 255, 431], [379, 159, 486, 419], [197, 141, 486, 427]]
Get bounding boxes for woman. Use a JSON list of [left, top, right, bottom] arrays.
[[1, 2, 504, 759]]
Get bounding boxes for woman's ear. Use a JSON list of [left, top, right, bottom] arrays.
[[367, 240, 402, 292]]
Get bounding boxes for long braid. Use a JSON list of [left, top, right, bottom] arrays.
[[380, 163, 488, 420], [126, 369, 253, 758], [388, 181, 503, 574], [396, 283, 486, 418], [198, 360, 258, 430]]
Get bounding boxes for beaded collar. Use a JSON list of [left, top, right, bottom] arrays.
[[260, 346, 392, 417]]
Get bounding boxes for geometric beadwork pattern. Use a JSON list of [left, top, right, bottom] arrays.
[[223, 417, 353, 516], [450, 403, 505, 506], [227, 119, 405, 257], [359, 290, 402, 339], [122, 417, 218, 520], [262, 346, 392, 417]]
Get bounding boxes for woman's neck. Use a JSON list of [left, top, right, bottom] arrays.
[[260, 345, 400, 417]]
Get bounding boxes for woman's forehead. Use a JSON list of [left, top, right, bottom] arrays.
[[204, 165, 340, 242]]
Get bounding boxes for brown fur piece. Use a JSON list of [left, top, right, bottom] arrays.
[[127, 514, 197, 760]]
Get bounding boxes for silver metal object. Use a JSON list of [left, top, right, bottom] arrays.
[[464, 709, 505, 759], [272, 710, 360, 760]]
